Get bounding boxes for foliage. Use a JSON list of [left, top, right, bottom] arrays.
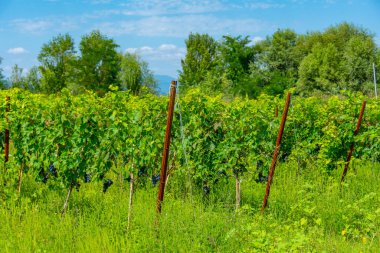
[[10, 64, 25, 89], [0, 57, 7, 89], [119, 52, 157, 95], [38, 34, 76, 94], [179, 22, 379, 98], [0, 160, 378, 252], [179, 33, 218, 89], [1, 88, 379, 197], [297, 43, 343, 95], [77, 30, 121, 96], [0, 88, 379, 252], [24, 66, 42, 92]]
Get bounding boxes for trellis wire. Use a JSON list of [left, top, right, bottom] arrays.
[[175, 84, 193, 200]]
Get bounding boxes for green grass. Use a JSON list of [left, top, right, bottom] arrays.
[[0, 161, 379, 252]]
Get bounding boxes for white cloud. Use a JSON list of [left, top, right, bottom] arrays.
[[10, 19, 53, 34], [119, 0, 227, 16], [9, 17, 81, 34], [124, 44, 186, 76], [245, 2, 285, 9], [253, 36, 264, 43], [86, 0, 112, 4], [7, 47, 28, 54], [159, 44, 177, 51], [94, 0, 285, 18], [125, 44, 186, 61], [96, 15, 272, 38]]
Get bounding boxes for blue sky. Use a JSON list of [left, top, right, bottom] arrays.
[[1, 0, 379, 78]]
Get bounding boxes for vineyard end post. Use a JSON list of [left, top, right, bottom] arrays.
[[156, 81, 177, 214], [341, 100, 366, 183], [261, 93, 291, 213]]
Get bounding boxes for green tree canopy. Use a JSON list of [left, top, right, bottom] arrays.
[[297, 43, 342, 94], [218, 35, 253, 83], [343, 35, 376, 91], [179, 33, 218, 89], [78, 30, 121, 95], [38, 34, 76, 93], [10, 64, 25, 89], [250, 29, 299, 96], [0, 57, 6, 89], [118, 52, 157, 95], [25, 66, 42, 92], [296, 23, 377, 95]]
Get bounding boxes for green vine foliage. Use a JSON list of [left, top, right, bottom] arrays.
[[0, 88, 379, 197]]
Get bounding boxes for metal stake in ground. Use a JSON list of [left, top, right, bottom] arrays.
[[374, 63, 378, 98], [156, 81, 177, 214], [341, 100, 366, 183], [261, 93, 291, 213], [5, 96, 10, 164]]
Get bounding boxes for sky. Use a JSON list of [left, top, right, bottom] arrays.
[[0, 0, 380, 79]]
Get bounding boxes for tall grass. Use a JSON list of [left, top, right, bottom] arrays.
[[0, 161, 379, 252]]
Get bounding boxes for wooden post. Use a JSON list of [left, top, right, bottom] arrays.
[[127, 172, 134, 232], [235, 173, 241, 210], [156, 81, 177, 214], [5, 96, 10, 164], [374, 63, 377, 98], [341, 100, 366, 183], [261, 93, 291, 213], [61, 182, 74, 217]]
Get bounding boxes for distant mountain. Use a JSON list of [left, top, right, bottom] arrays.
[[154, 74, 176, 95]]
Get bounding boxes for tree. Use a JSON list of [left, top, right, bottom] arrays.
[[343, 36, 376, 91], [0, 57, 7, 89], [25, 66, 42, 92], [219, 35, 253, 83], [297, 43, 343, 94], [376, 49, 380, 87], [78, 30, 121, 95], [118, 52, 157, 95], [218, 35, 255, 96], [38, 34, 76, 93], [179, 33, 218, 89], [10, 64, 26, 88], [250, 30, 299, 96], [294, 22, 377, 95], [267, 29, 298, 76]]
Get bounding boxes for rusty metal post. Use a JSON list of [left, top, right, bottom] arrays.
[[5, 96, 10, 163], [156, 81, 177, 214], [341, 100, 366, 183], [261, 93, 291, 213]]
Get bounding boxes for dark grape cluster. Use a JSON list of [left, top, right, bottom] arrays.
[[151, 174, 160, 187], [138, 166, 147, 177], [103, 179, 113, 193], [39, 163, 58, 183], [48, 163, 58, 177], [203, 185, 210, 196], [256, 160, 263, 169], [255, 171, 268, 183], [84, 173, 92, 183], [255, 160, 268, 183]]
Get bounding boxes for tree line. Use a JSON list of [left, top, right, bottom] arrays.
[[0, 22, 379, 97], [0, 30, 157, 96], [179, 22, 380, 97]]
